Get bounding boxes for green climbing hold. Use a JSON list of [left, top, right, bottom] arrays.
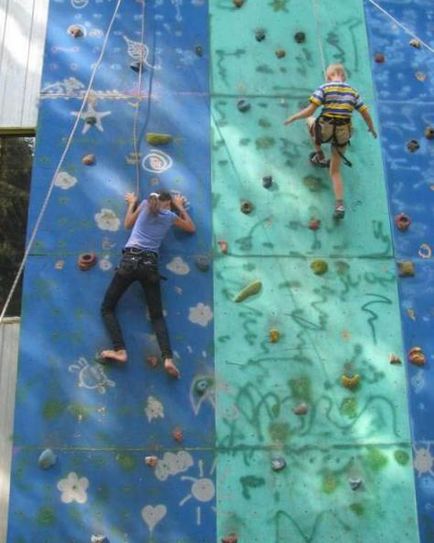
[[234, 280, 262, 302], [310, 259, 328, 275], [145, 133, 173, 145], [394, 449, 410, 466]]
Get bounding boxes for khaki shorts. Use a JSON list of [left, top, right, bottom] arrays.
[[307, 116, 352, 148]]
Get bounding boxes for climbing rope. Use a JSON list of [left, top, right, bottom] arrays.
[[311, 0, 327, 78], [366, 0, 434, 55], [0, 0, 124, 324], [132, 0, 147, 196]]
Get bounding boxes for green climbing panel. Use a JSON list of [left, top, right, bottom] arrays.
[[211, 1, 419, 542]]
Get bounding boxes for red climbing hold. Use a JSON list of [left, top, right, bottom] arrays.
[[222, 535, 238, 543], [77, 252, 97, 271], [172, 427, 184, 443], [308, 218, 321, 231], [374, 53, 385, 63], [394, 213, 411, 231]]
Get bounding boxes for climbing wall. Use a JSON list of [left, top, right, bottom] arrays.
[[211, 0, 420, 542], [7, 1, 215, 542], [7, 0, 434, 542], [363, 1, 434, 542]]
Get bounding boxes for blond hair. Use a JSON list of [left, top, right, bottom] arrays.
[[326, 64, 347, 82]]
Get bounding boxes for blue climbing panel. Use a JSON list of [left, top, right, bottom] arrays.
[[8, 1, 214, 542], [364, 1, 434, 541]]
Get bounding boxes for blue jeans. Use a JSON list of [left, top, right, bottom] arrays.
[[100, 249, 173, 359]]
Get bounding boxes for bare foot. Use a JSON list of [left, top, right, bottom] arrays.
[[164, 358, 180, 379], [99, 349, 127, 364]]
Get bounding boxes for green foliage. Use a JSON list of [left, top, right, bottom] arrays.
[[0, 136, 33, 316]]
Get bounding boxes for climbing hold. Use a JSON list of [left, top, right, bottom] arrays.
[[233, 0, 244, 7], [145, 456, 158, 467], [348, 478, 363, 491], [82, 153, 96, 166], [262, 175, 273, 188], [419, 243, 432, 259], [85, 115, 97, 126], [237, 99, 251, 113], [146, 355, 159, 368], [293, 402, 309, 415], [407, 139, 420, 152], [218, 240, 228, 254], [394, 212, 411, 231], [415, 71, 426, 82], [222, 535, 238, 543], [341, 374, 361, 390], [130, 61, 144, 73], [91, 536, 109, 543], [408, 346, 426, 366], [308, 218, 321, 231], [294, 31, 306, 44], [78, 252, 97, 271], [310, 259, 328, 275], [240, 200, 254, 214], [234, 280, 262, 303], [172, 427, 184, 442], [374, 52, 385, 63], [269, 329, 280, 343], [398, 260, 415, 277], [389, 353, 402, 365], [275, 48, 286, 59], [425, 126, 434, 140], [195, 255, 210, 272], [271, 456, 287, 471], [145, 133, 173, 145], [38, 449, 57, 470], [409, 38, 421, 48], [68, 25, 83, 38], [195, 44, 203, 57], [194, 378, 209, 396], [255, 28, 266, 42]]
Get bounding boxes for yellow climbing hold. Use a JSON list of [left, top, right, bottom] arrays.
[[234, 280, 262, 303], [145, 133, 173, 145], [269, 329, 280, 343], [341, 374, 361, 390], [310, 259, 328, 275]]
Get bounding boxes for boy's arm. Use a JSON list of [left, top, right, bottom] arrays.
[[172, 195, 196, 233], [359, 108, 377, 138], [124, 192, 142, 229], [283, 103, 318, 125]]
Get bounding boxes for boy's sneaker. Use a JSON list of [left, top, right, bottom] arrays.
[[333, 202, 345, 220], [309, 151, 330, 168]]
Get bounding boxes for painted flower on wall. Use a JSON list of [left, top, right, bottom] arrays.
[[57, 472, 89, 504], [188, 303, 213, 327], [145, 396, 164, 422], [99, 257, 113, 271], [94, 209, 121, 231], [54, 171, 77, 190], [166, 256, 190, 275], [155, 451, 194, 481]]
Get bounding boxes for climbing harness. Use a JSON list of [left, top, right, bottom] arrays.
[[312, 116, 353, 167], [0, 0, 124, 323]]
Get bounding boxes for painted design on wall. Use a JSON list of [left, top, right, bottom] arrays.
[[57, 472, 89, 504], [8, 0, 213, 542], [68, 357, 115, 394]]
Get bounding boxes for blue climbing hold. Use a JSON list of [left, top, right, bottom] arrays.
[[38, 448, 57, 470]]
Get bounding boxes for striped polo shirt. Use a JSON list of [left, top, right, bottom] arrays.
[[309, 81, 367, 119]]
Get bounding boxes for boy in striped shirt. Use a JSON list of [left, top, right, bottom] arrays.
[[284, 64, 377, 219]]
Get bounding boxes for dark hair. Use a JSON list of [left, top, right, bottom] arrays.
[[148, 191, 172, 215]]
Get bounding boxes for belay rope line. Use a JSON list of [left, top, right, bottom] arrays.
[[0, 0, 147, 323], [132, 0, 147, 196]]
